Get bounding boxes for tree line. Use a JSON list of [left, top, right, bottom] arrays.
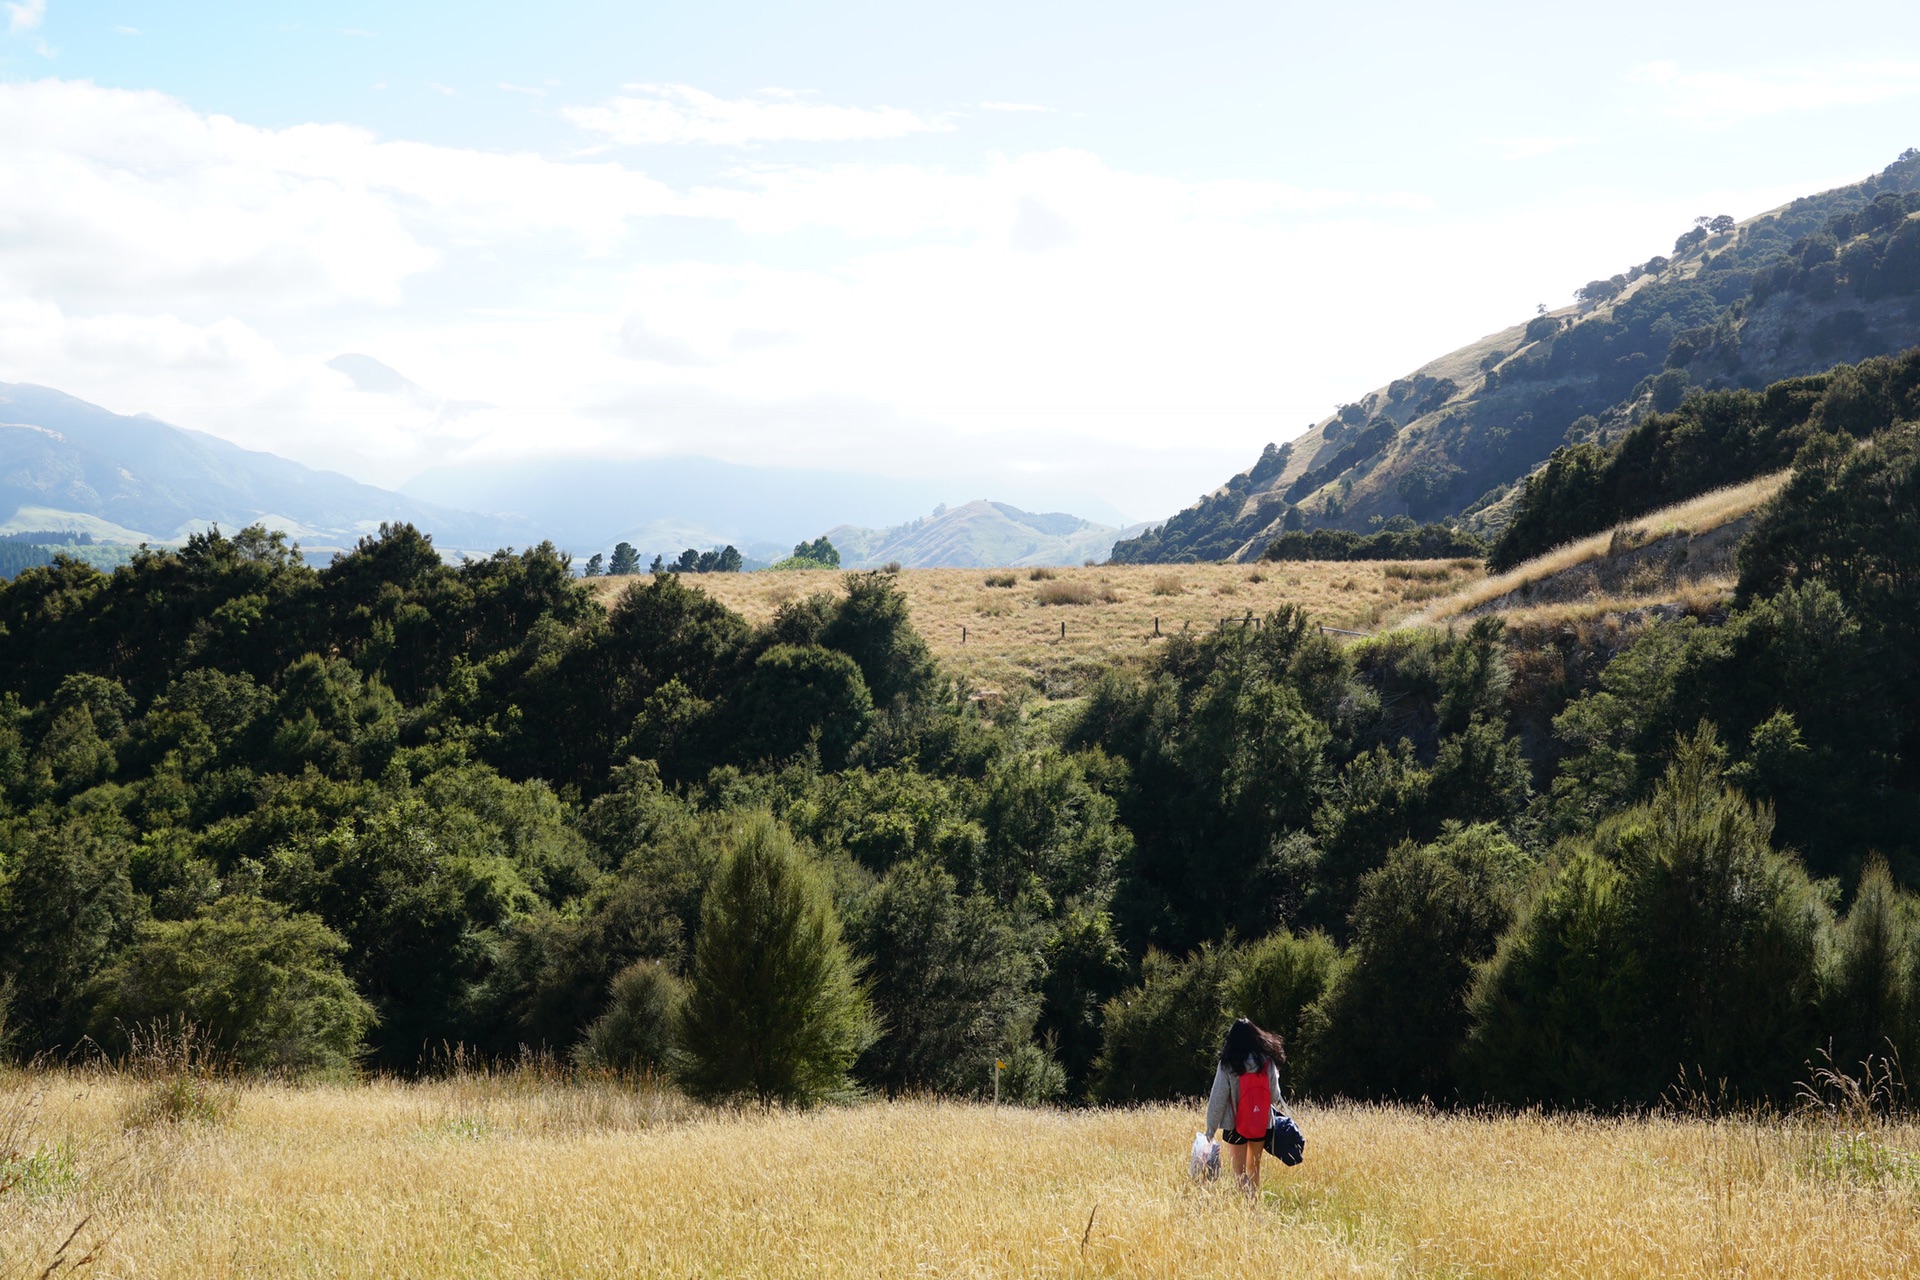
[[2, 411, 1919, 1106]]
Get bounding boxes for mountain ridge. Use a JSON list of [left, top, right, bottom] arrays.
[[824, 500, 1150, 568], [1114, 149, 1920, 564], [0, 382, 533, 555]]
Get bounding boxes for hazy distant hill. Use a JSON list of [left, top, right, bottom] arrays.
[[825, 500, 1149, 568], [1115, 149, 1920, 563], [402, 456, 968, 568], [0, 383, 529, 556]]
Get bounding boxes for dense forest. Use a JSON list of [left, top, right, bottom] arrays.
[[3, 370, 1920, 1107]]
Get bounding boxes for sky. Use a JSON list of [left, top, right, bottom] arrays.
[[2, 2, 1918, 522]]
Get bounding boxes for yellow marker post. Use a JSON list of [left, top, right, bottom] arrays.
[[994, 1059, 1005, 1105]]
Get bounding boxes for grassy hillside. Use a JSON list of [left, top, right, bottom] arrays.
[[824, 499, 1144, 569], [1409, 472, 1787, 626], [1116, 149, 1920, 563], [8, 1069, 1919, 1279], [590, 560, 1481, 696]]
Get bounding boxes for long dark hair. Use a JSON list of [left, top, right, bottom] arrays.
[[1219, 1016, 1286, 1069]]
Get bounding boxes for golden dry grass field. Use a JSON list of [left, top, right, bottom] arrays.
[[7, 1072, 1920, 1279], [1406, 472, 1789, 628], [588, 561, 1484, 698]]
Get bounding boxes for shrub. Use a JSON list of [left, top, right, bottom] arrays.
[[737, 644, 873, 768], [1224, 930, 1345, 1078], [1466, 726, 1827, 1105], [1028, 567, 1057, 581], [677, 814, 874, 1108], [92, 895, 372, 1075], [1149, 575, 1185, 596], [574, 960, 685, 1074], [851, 857, 1042, 1096], [983, 572, 1017, 588], [1091, 943, 1235, 1103], [1035, 580, 1117, 606], [1311, 825, 1526, 1099]]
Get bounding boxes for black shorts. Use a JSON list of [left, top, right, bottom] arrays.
[[1221, 1128, 1267, 1146]]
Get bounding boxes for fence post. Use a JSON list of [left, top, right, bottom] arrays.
[[961, 625, 967, 645], [1060, 620, 1066, 640]]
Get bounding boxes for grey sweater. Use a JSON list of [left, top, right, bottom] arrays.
[[1204, 1055, 1285, 1138]]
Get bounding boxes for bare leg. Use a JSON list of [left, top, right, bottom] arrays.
[[1228, 1139, 1250, 1191], [1244, 1141, 1264, 1198]]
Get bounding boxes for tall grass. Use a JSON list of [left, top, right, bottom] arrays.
[[1409, 471, 1788, 625], [6, 1070, 1920, 1278]]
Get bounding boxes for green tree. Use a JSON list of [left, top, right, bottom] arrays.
[[583, 553, 604, 577], [92, 895, 373, 1074], [1311, 824, 1526, 1099], [574, 959, 685, 1074], [1467, 726, 1827, 1105], [608, 542, 642, 576], [852, 856, 1044, 1096], [820, 571, 938, 710], [736, 645, 874, 768], [1225, 929, 1345, 1081], [677, 813, 873, 1107], [1819, 856, 1920, 1073], [0, 817, 137, 1050], [1091, 942, 1235, 1103]]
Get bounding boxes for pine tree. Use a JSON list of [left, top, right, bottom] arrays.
[[608, 542, 641, 576], [678, 813, 873, 1107]]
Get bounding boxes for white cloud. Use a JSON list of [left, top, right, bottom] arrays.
[[978, 101, 1050, 113], [563, 83, 947, 146], [1484, 135, 1579, 161], [0, 75, 1817, 515], [1629, 60, 1920, 127], [5, 0, 45, 33]]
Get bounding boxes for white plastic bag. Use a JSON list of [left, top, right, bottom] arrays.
[[1188, 1131, 1221, 1182]]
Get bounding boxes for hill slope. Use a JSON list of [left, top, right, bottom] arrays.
[[1115, 149, 1920, 563], [825, 500, 1147, 568], [0, 383, 527, 555]]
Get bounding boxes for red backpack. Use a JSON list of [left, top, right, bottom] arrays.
[[1234, 1060, 1272, 1139]]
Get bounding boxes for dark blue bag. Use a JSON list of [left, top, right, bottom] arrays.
[[1264, 1108, 1304, 1165]]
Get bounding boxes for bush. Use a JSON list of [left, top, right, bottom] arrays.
[[92, 895, 373, 1075], [1466, 726, 1827, 1105], [677, 813, 874, 1107], [1035, 580, 1117, 606], [851, 857, 1042, 1096], [1091, 943, 1234, 1103], [1225, 930, 1344, 1078], [1311, 824, 1526, 1099], [737, 645, 873, 768], [1028, 567, 1056, 581], [983, 573, 1016, 588], [574, 959, 685, 1074]]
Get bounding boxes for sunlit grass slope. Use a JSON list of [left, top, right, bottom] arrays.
[[589, 561, 1484, 697], [1407, 471, 1789, 626], [6, 1073, 1920, 1279]]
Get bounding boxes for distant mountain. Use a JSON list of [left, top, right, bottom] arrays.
[[403, 457, 973, 566], [1115, 149, 1920, 563], [0, 382, 532, 556], [825, 500, 1150, 569]]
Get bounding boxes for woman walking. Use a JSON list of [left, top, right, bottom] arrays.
[[1204, 1017, 1286, 1198]]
